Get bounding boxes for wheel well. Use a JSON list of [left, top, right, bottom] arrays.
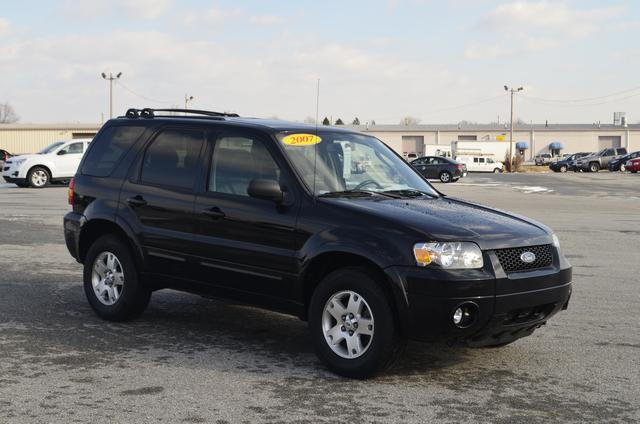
[[27, 164, 51, 178], [301, 252, 401, 326], [78, 219, 131, 263]]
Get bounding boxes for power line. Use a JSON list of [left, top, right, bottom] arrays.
[[114, 80, 174, 105], [522, 84, 640, 104], [521, 91, 640, 107]]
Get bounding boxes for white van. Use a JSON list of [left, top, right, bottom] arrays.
[[457, 156, 504, 173]]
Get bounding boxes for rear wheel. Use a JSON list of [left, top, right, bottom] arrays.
[[439, 171, 452, 183], [589, 162, 600, 172], [83, 234, 150, 322], [309, 267, 402, 379], [27, 166, 50, 188]]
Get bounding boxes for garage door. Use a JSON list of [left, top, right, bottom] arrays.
[[598, 136, 621, 149], [401, 136, 424, 157]]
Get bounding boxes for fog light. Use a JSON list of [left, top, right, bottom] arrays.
[[452, 302, 478, 328]]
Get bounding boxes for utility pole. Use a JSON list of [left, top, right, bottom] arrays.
[[504, 85, 523, 172], [185, 94, 194, 110], [101, 72, 122, 119]]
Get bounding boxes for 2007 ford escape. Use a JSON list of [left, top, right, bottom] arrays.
[[64, 108, 572, 378]]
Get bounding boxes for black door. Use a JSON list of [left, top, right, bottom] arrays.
[[191, 129, 299, 303], [119, 127, 205, 275]]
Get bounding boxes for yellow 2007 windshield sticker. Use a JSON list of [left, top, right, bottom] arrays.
[[282, 133, 322, 146]]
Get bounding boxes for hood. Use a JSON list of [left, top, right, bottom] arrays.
[[5, 154, 38, 162], [324, 195, 552, 250]]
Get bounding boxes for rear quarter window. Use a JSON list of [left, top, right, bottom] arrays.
[[81, 126, 145, 177]]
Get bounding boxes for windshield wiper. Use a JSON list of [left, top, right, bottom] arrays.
[[319, 189, 403, 199], [382, 189, 438, 198]]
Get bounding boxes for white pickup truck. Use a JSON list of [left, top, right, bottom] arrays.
[[2, 139, 91, 188]]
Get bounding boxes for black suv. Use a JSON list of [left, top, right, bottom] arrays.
[[64, 108, 572, 379]]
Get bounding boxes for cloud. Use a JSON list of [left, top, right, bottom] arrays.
[[62, 0, 173, 20], [0, 17, 10, 36], [466, 1, 625, 59], [120, 0, 174, 20], [249, 14, 284, 26]]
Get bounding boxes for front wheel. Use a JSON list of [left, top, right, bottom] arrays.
[[559, 165, 567, 173], [27, 166, 50, 188], [493, 168, 502, 173], [620, 164, 626, 172], [439, 171, 452, 183], [589, 162, 600, 172], [309, 267, 402, 379], [83, 234, 151, 322]]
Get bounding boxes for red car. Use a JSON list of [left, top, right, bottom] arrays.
[[626, 157, 640, 173]]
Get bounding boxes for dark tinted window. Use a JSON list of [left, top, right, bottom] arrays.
[[209, 135, 280, 197], [82, 126, 145, 177], [141, 129, 204, 189]]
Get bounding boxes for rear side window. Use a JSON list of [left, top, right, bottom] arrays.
[[141, 129, 204, 189], [82, 126, 145, 177]]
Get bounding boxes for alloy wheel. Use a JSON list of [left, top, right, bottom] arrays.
[[91, 251, 125, 306], [322, 290, 374, 359], [31, 170, 48, 187]]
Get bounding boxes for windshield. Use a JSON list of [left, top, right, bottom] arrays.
[[38, 141, 65, 154], [277, 132, 439, 197]]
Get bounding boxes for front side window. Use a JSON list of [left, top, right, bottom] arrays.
[[59, 142, 84, 155], [141, 129, 204, 189], [209, 134, 281, 197], [487, 158, 494, 164], [278, 132, 438, 197]]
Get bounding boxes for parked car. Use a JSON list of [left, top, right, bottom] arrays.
[[2, 139, 91, 187], [0, 149, 11, 163], [608, 151, 640, 172], [457, 155, 504, 173], [534, 153, 552, 166], [64, 108, 572, 379], [575, 147, 628, 172], [549, 152, 592, 173], [625, 157, 640, 173], [410, 156, 467, 183]]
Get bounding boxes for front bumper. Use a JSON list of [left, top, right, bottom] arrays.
[[385, 254, 572, 346]]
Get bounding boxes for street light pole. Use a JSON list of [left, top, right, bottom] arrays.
[[504, 85, 523, 172], [185, 94, 194, 110], [101, 72, 122, 119]]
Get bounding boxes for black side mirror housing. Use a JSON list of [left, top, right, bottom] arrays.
[[248, 179, 284, 203]]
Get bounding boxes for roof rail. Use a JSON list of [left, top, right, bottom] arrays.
[[125, 108, 240, 119]]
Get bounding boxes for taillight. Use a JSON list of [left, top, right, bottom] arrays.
[[68, 178, 75, 206]]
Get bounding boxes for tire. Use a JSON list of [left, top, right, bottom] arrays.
[[439, 171, 452, 183], [589, 162, 600, 173], [493, 168, 501, 173], [83, 234, 150, 322], [309, 267, 402, 379], [27, 166, 50, 188], [620, 164, 626, 172], [559, 165, 567, 173]]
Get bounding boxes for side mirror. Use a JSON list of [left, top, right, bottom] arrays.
[[248, 179, 284, 203], [57, 150, 67, 156]]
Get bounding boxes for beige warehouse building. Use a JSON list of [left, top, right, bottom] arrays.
[[1, 122, 638, 160]]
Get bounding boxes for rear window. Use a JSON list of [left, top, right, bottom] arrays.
[[82, 126, 145, 177]]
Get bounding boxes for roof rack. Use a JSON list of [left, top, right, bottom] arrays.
[[125, 108, 240, 119]]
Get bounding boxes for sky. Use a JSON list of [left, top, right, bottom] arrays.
[[1, 0, 640, 124]]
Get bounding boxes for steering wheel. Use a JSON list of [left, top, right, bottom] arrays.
[[352, 179, 384, 191]]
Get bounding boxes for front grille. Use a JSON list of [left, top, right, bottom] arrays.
[[494, 244, 553, 272]]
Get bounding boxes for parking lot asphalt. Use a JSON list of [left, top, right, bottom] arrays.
[[0, 172, 639, 423]]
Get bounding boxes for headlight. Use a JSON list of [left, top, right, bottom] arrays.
[[413, 242, 483, 269], [14, 159, 26, 166], [552, 233, 561, 248]]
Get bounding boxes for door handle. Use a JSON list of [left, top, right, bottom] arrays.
[[201, 206, 226, 219], [127, 195, 147, 207]]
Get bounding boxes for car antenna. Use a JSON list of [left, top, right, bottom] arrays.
[[313, 78, 320, 198]]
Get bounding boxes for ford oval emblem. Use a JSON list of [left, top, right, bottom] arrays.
[[521, 251, 536, 263]]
